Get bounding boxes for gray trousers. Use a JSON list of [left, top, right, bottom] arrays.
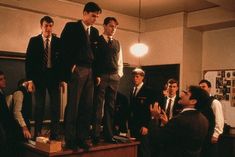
[[93, 73, 120, 140], [64, 66, 94, 143]]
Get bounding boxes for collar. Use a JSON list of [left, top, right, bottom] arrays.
[[181, 107, 196, 113], [82, 20, 91, 31], [167, 95, 176, 101], [102, 34, 113, 42], [41, 34, 52, 42], [135, 82, 144, 90]]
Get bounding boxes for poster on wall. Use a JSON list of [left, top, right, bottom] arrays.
[[204, 70, 235, 107], [204, 70, 235, 127]]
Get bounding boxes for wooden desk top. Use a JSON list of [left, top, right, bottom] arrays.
[[24, 140, 140, 156]]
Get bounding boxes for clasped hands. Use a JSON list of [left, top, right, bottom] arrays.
[[150, 102, 169, 125]]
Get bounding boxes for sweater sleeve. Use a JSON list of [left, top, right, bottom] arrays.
[[12, 91, 26, 127]]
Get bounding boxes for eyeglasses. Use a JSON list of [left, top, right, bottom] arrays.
[[182, 90, 189, 95]]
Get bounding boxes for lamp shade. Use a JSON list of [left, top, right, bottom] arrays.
[[130, 43, 148, 57]]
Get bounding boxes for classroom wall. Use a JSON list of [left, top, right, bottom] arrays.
[[202, 27, 235, 126], [0, 0, 139, 64], [182, 28, 203, 89], [202, 27, 235, 70]]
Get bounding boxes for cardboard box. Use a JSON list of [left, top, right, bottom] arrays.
[[36, 140, 62, 153]]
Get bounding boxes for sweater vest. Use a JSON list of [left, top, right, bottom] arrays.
[[96, 36, 120, 75]]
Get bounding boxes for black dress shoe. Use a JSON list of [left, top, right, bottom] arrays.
[[105, 138, 118, 144], [77, 140, 90, 151]]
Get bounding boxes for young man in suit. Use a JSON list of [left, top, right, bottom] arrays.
[[149, 85, 209, 157], [129, 68, 155, 157], [92, 17, 123, 144], [60, 2, 102, 150], [25, 16, 61, 140], [199, 79, 224, 157], [161, 78, 182, 120]]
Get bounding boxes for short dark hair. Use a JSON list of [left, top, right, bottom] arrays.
[[188, 85, 210, 109], [199, 79, 211, 88], [163, 84, 168, 90], [103, 17, 119, 25], [83, 2, 102, 14], [40, 16, 54, 25], [167, 78, 178, 86]]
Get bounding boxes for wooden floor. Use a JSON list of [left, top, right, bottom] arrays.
[[23, 140, 140, 157]]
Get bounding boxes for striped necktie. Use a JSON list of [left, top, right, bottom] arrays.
[[108, 36, 112, 46], [166, 99, 172, 119], [43, 38, 49, 68]]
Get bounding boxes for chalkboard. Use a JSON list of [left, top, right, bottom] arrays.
[[0, 51, 50, 121], [0, 51, 26, 95]]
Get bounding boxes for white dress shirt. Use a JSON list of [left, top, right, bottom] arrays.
[[133, 82, 144, 96], [211, 99, 224, 138], [42, 34, 52, 68], [181, 107, 196, 113], [82, 20, 91, 35], [165, 95, 176, 119]]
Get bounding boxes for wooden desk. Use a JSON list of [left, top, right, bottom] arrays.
[[23, 141, 140, 157]]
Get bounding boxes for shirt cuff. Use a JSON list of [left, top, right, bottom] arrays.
[[212, 132, 220, 138]]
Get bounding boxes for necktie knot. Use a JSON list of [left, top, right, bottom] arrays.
[[86, 28, 90, 42], [45, 38, 49, 49], [86, 28, 90, 36], [43, 38, 49, 68], [108, 36, 112, 45], [133, 87, 137, 97]]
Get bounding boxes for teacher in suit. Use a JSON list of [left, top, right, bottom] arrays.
[[60, 2, 102, 150], [25, 16, 61, 140], [149, 85, 209, 157]]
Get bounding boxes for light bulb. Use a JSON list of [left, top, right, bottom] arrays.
[[130, 43, 148, 57]]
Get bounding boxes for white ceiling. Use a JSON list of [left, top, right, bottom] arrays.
[[68, 0, 219, 19]]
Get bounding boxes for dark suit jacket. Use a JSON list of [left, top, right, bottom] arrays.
[[60, 20, 99, 82], [149, 110, 209, 157], [25, 34, 61, 84], [129, 84, 155, 138], [160, 95, 183, 118]]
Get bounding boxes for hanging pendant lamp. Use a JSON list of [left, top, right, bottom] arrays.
[[130, 0, 148, 58]]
